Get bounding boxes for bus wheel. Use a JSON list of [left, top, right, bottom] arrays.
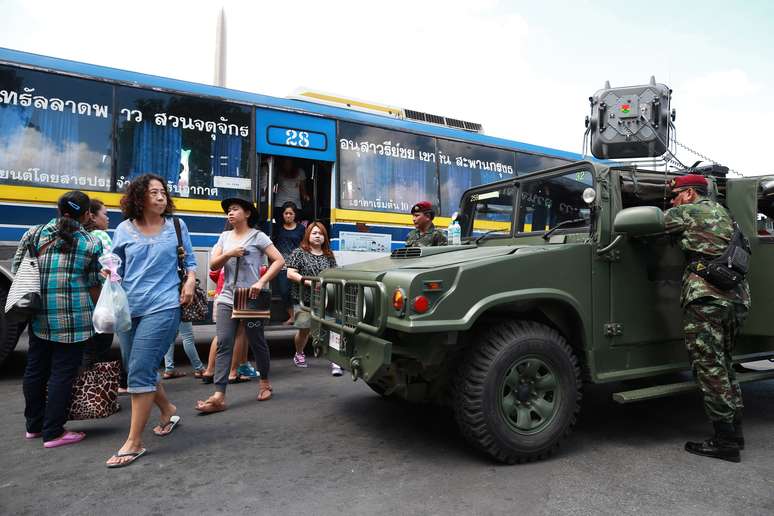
[[0, 284, 23, 368], [454, 321, 582, 464]]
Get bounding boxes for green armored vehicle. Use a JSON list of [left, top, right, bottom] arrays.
[[305, 161, 774, 463]]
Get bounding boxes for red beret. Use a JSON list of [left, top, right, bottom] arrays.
[[411, 201, 433, 213], [671, 174, 708, 191]]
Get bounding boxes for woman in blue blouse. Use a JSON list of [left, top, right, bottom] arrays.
[[105, 174, 196, 468]]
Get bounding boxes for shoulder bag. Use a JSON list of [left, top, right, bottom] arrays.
[[231, 255, 271, 319], [173, 217, 208, 322], [4, 227, 44, 324], [67, 360, 121, 420]]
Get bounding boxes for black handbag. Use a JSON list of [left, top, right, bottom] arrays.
[[172, 217, 208, 322]]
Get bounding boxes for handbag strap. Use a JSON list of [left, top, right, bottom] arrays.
[[172, 217, 186, 282], [233, 256, 241, 287]]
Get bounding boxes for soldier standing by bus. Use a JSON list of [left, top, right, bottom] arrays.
[[405, 201, 447, 248], [661, 174, 750, 462]]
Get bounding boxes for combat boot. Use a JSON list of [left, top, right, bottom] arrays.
[[731, 412, 744, 450], [685, 422, 741, 463]]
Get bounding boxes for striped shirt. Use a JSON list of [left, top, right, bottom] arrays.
[[12, 219, 103, 343]]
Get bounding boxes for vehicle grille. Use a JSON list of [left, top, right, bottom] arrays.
[[343, 284, 360, 326], [391, 248, 422, 258]]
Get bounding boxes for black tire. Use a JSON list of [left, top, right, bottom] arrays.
[[454, 321, 582, 464], [0, 284, 22, 368]]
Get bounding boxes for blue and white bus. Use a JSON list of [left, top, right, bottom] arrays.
[[0, 47, 588, 360]]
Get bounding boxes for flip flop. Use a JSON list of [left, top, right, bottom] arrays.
[[25, 431, 42, 439], [106, 448, 147, 468], [195, 398, 226, 414], [153, 415, 181, 436], [162, 370, 187, 380], [43, 431, 85, 448]]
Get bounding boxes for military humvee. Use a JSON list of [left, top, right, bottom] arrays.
[[305, 161, 774, 464]]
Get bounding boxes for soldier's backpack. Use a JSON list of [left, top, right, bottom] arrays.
[[691, 222, 751, 291]]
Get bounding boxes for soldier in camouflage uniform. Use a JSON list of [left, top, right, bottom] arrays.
[[662, 174, 750, 462], [405, 201, 447, 248]]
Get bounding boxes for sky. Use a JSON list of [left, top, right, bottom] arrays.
[[1, 0, 772, 175]]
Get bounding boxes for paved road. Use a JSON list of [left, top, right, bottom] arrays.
[[1, 332, 773, 515]]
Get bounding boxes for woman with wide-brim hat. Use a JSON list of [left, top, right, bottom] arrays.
[[195, 197, 284, 413]]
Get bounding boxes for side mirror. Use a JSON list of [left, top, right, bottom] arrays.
[[760, 178, 774, 198], [613, 206, 665, 236]]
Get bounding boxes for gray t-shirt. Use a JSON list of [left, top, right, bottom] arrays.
[[214, 229, 273, 306]]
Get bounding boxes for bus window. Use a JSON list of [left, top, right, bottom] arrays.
[[338, 122, 438, 214], [115, 86, 252, 200], [0, 65, 112, 191], [516, 152, 571, 175], [438, 139, 516, 217]]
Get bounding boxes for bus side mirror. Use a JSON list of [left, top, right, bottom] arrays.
[[613, 206, 665, 236]]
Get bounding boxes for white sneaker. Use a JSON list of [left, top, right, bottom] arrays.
[[331, 363, 343, 377]]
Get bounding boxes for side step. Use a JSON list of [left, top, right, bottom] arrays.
[[613, 369, 774, 404]]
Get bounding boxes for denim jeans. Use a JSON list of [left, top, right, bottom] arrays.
[[164, 320, 204, 372], [23, 332, 85, 441], [117, 307, 181, 394]]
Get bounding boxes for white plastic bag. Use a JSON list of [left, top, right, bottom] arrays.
[[93, 253, 131, 334]]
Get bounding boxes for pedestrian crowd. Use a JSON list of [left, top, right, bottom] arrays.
[[11, 174, 337, 468]]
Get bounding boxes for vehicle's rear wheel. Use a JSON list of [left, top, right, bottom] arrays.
[[0, 284, 23, 368], [454, 321, 582, 464]]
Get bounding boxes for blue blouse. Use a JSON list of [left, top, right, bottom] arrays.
[[112, 217, 196, 318]]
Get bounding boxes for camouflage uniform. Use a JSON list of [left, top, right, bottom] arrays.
[[405, 223, 448, 248], [664, 197, 750, 424]]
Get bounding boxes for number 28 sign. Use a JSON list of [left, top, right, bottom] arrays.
[[266, 126, 327, 151]]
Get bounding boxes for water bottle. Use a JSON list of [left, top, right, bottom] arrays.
[[451, 221, 461, 245]]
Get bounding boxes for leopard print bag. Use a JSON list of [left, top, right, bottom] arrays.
[[68, 361, 121, 420]]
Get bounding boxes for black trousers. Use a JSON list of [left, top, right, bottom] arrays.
[[81, 332, 114, 369], [214, 303, 270, 392], [23, 332, 85, 441]]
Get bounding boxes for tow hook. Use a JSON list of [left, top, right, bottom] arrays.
[[350, 358, 362, 381]]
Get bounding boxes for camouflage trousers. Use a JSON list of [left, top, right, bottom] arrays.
[[683, 299, 748, 423]]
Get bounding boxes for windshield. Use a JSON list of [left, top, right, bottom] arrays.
[[517, 170, 593, 234], [459, 185, 515, 238]]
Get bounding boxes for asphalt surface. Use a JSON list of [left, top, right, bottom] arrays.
[[1, 329, 773, 515]]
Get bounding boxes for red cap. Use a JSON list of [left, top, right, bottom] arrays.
[[671, 174, 708, 191], [411, 201, 433, 214]]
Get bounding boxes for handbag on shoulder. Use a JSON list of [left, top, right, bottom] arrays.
[[4, 227, 44, 324], [231, 256, 271, 319], [67, 360, 121, 420], [172, 217, 208, 322]]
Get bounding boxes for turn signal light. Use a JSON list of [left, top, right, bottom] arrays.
[[392, 288, 405, 312], [412, 295, 430, 314]]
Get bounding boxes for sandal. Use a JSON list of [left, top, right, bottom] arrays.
[[195, 397, 226, 414], [106, 448, 146, 468], [162, 370, 186, 380], [153, 415, 181, 436], [193, 369, 206, 379], [201, 374, 214, 384], [257, 380, 273, 401]]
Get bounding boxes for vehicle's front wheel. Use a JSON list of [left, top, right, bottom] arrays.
[[454, 321, 582, 464], [0, 283, 23, 368]]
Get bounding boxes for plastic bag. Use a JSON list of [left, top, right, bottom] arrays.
[[93, 253, 131, 334]]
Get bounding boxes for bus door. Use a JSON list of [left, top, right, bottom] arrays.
[[255, 108, 336, 232], [255, 108, 336, 325]]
